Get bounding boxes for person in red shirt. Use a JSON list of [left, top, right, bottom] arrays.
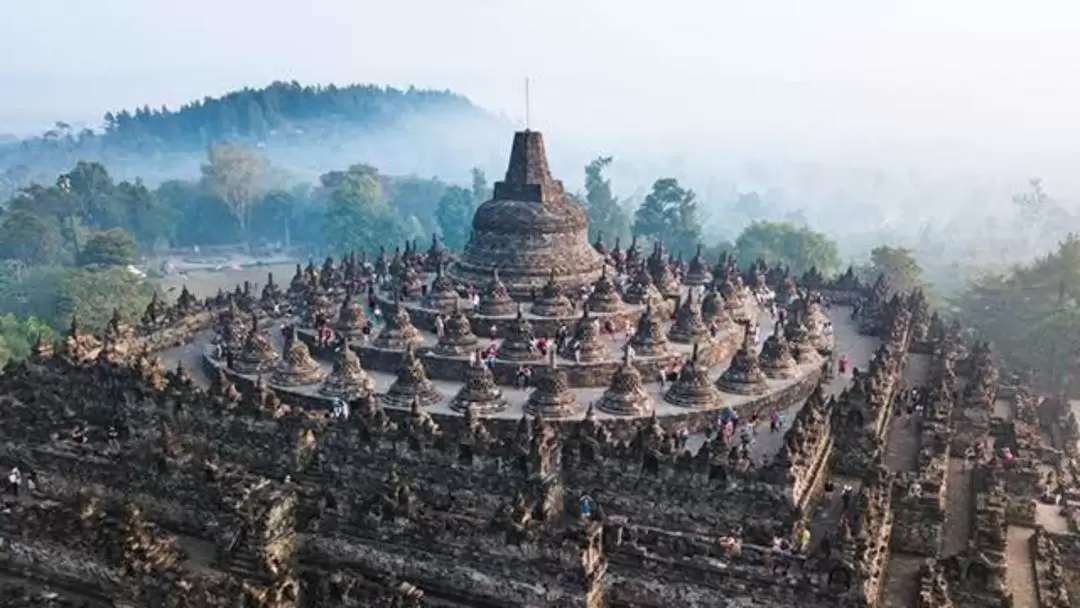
[[838, 354, 849, 375]]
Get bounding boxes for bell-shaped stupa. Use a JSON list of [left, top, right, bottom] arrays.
[[432, 299, 479, 357], [273, 326, 326, 387], [563, 306, 608, 363], [373, 296, 424, 350], [478, 268, 517, 317], [667, 289, 709, 344], [425, 263, 460, 312], [663, 343, 723, 409], [532, 269, 575, 317], [233, 315, 279, 375], [449, 131, 604, 298], [497, 305, 542, 361], [715, 324, 769, 395], [335, 291, 368, 340], [628, 300, 672, 358], [758, 321, 799, 379], [320, 341, 376, 399], [383, 344, 442, 408], [524, 355, 583, 418], [596, 345, 654, 416], [451, 358, 509, 414], [585, 265, 624, 313]]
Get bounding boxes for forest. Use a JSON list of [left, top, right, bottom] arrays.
[[0, 81, 1071, 395]]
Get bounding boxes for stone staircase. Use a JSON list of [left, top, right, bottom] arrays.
[[942, 457, 974, 557], [1005, 526, 1038, 608]]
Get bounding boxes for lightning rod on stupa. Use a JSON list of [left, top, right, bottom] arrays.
[[525, 77, 531, 131]]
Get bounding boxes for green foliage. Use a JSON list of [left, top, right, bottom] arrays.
[[435, 186, 476, 251], [862, 246, 923, 294], [0, 209, 60, 266], [633, 178, 703, 256], [584, 156, 631, 243], [199, 144, 270, 241], [734, 221, 840, 276], [0, 266, 154, 332], [0, 314, 54, 367], [79, 229, 136, 267], [323, 168, 402, 254], [955, 234, 1080, 388]]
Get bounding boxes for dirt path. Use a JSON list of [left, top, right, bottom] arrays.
[[1005, 526, 1039, 608]]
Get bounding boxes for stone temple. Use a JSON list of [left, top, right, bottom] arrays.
[[0, 129, 1023, 608], [449, 130, 605, 298]]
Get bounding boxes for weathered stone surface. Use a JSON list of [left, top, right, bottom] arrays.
[[664, 343, 723, 409], [585, 265, 624, 313], [532, 270, 576, 318], [629, 300, 672, 358], [272, 326, 326, 387], [715, 325, 769, 395], [233, 316, 279, 374], [373, 298, 424, 350], [596, 346, 654, 416], [450, 131, 605, 298], [450, 359, 509, 414], [432, 301, 479, 357], [383, 344, 442, 408], [667, 289, 709, 344], [497, 305, 542, 362], [319, 341, 376, 399], [758, 322, 798, 379], [524, 359, 583, 418]]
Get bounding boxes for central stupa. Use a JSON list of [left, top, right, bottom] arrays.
[[449, 131, 605, 298]]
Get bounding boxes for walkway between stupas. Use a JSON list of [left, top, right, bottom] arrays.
[[1005, 526, 1039, 608], [878, 351, 932, 608]]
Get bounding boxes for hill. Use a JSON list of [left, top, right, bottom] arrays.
[[0, 81, 511, 195]]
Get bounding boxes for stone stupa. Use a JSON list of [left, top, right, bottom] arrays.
[[663, 343, 723, 409], [647, 243, 681, 297], [383, 343, 443, 408], [449, 130, 605, 298], [700, 289, 732, 329], [432, 299, 479, 357], [667, 289, 709, 344], [478, 268, 516, 317], [320, 341, 376, 399], [451, 357, 509, 414], [524, 352, 583, 418], [785, 310, 821, 365], [758, 321, 799, 379], [585, 265, 624, 313], [335, 291, 368, 340], [273, 326, 326, 387], [532, 269, 576, 318], [564, 306, 608, 363], [373, 295, 424, 350], [497, 305, 542, 361], [596, 345, 654, 416], [425, 263, 460, 312], [622, 265, 662, 306], [683, 245, 711, 286], [233, 315, 279, 375], [628, 300, 672, 358], [715, 324, 769, 395]]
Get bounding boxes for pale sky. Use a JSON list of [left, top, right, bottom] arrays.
[[2, 0, 1080, 180]]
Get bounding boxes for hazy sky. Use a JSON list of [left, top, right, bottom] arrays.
[[3, 0, 1079, 177]]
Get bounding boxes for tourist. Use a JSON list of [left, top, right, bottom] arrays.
[[6, 467, 20, 497], [769, 410, 780, 433], [603, 318, 616, 340], [799, 528, 811, 553], [658, 368, 667, 388], [434, 315, 445, 338], [838, 353, 849, 375], [841, 484, 854, 510], [515, 365, 532, 389], [626, 344, 636, 362], [489, 324, 498, 340], [332, 397, 350, 421], [709, 322, 719, 338]]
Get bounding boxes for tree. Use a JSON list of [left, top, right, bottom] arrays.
[[323, 171, 397, 254], [200, 144, 269, 244], [734, 221, 840, 276], [584, 156, 630, 243], [435, 186, 476, 250], [633, 178, 703, 256], [470, 168, 490, 207], [63, 161, 118, 229], [864, 246, 923, 294], [0, 266, 154, 332], [0, 210, 60, 268], [954, 234, 1080, 390], [79, 229, 136, 267]]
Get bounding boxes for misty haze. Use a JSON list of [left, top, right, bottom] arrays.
[[0, 2, 1078, 607]]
